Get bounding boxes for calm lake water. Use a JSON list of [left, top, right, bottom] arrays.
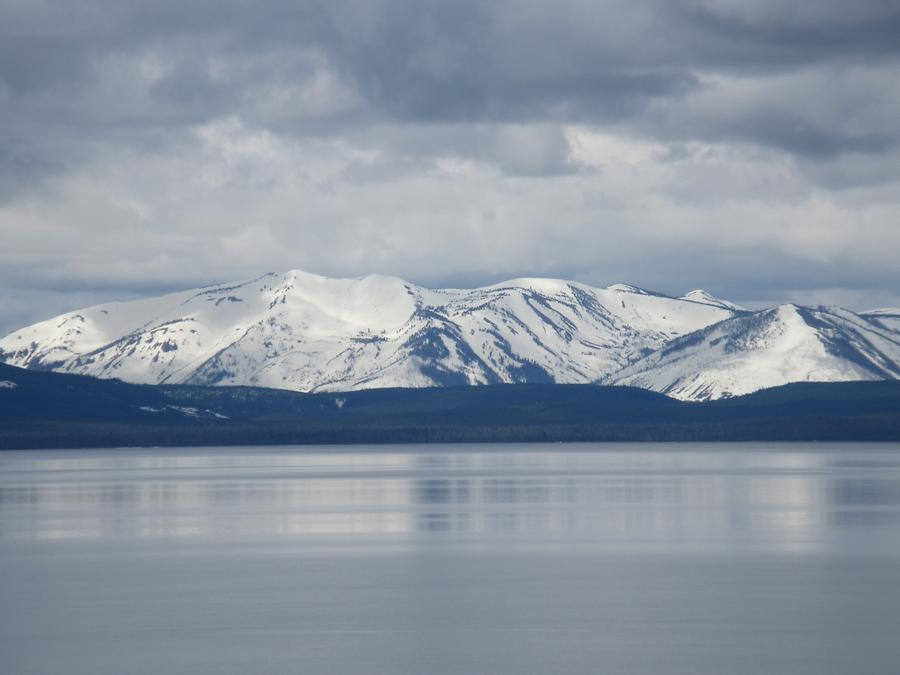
[[2, 443, 900, 675]]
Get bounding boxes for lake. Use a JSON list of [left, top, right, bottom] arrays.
[[2, 443, 900, 674]]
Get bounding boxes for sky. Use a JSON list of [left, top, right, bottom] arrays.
[[2, 0, 900, 335]]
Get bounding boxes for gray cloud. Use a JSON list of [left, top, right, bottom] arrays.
[[1, 0, 900, 334]]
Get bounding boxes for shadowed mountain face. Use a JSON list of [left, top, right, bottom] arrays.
[[1, 270, 898, 400]]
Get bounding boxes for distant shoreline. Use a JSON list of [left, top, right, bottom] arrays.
[[3, 363, 900, 450], [4, 440, 900, 455]]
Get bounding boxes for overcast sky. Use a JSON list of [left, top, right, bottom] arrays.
[[2, 0, 900, 334]]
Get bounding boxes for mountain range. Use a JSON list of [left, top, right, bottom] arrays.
[[1, 270, 898, 401]]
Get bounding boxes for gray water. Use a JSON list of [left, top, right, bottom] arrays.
[[2, 443, 900, 675]]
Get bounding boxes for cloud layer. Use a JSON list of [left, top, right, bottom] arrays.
[[2, 0, 900, 333]]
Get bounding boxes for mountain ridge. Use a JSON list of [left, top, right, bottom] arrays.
[[2, 270, 898, 401], [608, 304, 900, 400]]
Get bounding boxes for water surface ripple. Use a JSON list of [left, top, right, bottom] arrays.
[[2, 442, 899, 674]]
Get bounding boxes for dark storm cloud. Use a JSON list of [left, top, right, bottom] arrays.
[[3, 0, 900, 172], [2, 0, 900, 334]]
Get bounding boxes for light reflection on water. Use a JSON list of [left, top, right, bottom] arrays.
[[3, 443, 900, 675], [2, 443, 900, 553]]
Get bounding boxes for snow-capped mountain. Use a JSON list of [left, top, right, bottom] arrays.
[[678, 290, 746, 312], [0, 270, 732, 393], [609, 304, 900, 400], [1, 270, 898, 400], [862, 308, 900, 334]]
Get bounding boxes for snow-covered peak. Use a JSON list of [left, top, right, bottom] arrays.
[[486, 276, 580, 295], [609, 304, 900, 400], [2, 270, 896, 399], [605, 283, 657, 295], [861, 308, 900, 334], [680, 289, 746, 311], [0, 269, 733, 392]]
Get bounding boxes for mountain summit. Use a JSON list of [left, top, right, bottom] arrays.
[[608, 304, 900, 400], [1, 271, 898, 400]]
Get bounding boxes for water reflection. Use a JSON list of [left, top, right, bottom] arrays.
[[1, 444, 900, 553]]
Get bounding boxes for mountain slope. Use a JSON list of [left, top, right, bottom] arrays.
[[3, 271, 898, 400], [862, 308, 900, 334], [679, 289, 747, 311], [0, 270, 733, 393], [609, 305, 900, 400]]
